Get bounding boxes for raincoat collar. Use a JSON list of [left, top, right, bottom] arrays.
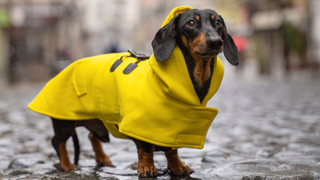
[[149, 47, 221, 107]]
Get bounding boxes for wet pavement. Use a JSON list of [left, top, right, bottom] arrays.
[[0, 78, 319, 180]]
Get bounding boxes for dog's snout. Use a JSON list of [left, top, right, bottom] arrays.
[[207, 38, 223, 50], [206, 31, 223, 51]]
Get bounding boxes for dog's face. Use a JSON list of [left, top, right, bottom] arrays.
[[175, 9, 225, 61], [152, 8, 239, 66]]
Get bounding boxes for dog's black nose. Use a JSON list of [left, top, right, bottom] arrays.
[[206, 31, 223, 50], [207, 38, 223, 50]]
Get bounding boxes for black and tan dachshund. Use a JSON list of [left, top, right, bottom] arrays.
[[50, 8, 238, 178]]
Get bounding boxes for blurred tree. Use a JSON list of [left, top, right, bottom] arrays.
[[282, 21, 302, 72], [0, 9, 9, 76]]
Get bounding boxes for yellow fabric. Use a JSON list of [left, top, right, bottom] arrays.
[[160, 6, 193, 28], [28, 6, 225, 149]]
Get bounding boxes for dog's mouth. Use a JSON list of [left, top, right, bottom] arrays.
[[201, 55, 215, 61], [194, 46, 222, 61]]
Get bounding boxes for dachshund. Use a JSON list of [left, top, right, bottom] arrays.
[[49, 8, 239, 178]]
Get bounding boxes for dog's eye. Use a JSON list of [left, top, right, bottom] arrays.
[[187, 20, 195, 27], [215, 20, 222, 27]]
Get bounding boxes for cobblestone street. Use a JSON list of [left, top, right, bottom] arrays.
[[0, 78, 319, 180]]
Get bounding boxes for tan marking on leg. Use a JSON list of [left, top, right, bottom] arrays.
[[165, 149, 194, 176], [59, 141, 77, 172], [89, 133, 113, 167], [137, 148, 158, 177]]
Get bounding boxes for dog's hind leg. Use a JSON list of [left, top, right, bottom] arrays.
[[165, 149, 194, 176], [89, 132, 113, 167], [51, 118, 77, 172], [82, 119, 113, 167]]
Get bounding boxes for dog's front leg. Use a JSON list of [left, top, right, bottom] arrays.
[[165, 149, 194, 176], [132, 139, 158, 178]]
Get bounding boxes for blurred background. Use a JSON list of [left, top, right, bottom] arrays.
[[0, 0, 318, 84]]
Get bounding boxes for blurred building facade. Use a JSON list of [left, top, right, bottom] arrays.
[[0, 0, 317, 84], [247, 0, 315, 78], [0, 0, 223, 83], [0, 0, 84, 83]]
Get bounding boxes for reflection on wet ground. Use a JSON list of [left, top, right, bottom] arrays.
[[0, 79, 319, 179]]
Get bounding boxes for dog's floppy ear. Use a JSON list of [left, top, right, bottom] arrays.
[[152, 15, 180, 62], [220, 16, 239, 66]]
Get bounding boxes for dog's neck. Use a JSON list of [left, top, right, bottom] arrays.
[[177, 44, 215, 103]]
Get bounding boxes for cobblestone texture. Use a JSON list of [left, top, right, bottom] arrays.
[[0, 78, 319, 180]]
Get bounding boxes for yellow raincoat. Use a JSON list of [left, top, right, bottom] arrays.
[[28, 6, 224, 149]]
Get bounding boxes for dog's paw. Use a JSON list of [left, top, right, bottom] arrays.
[[96, 155, 114, 167], [137, 164, 158, 178], [168, 162, 194, 176], [61, 162, 77, 172]]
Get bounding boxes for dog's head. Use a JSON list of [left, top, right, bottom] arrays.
[[152, 8, 239, 66]]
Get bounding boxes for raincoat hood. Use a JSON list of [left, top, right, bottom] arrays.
[[28, 6, 224, 149]]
